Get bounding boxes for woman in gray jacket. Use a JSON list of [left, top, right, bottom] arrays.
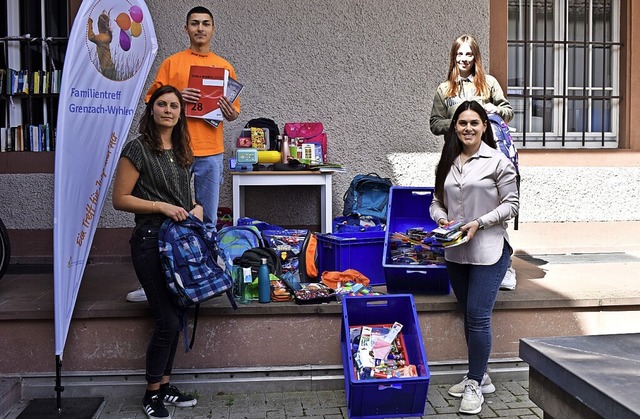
[[430, 34, 513, 136]]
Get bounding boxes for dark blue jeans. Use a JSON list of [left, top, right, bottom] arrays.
[[446, 241, 511, 383], [130, 223, 181, 384]]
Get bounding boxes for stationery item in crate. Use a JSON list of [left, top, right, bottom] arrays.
[[349, 323, 418, 380], [293, 283, 336, 304], [387, 229, 440, 265], [332, 214, 385, 233], [341, 294, 429, 418], [383, 187, 451, 295]]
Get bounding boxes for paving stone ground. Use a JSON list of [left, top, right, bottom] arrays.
[[93, 378, 542, 419]]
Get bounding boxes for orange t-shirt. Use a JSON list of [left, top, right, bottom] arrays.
[[145, 49, 240, 156]]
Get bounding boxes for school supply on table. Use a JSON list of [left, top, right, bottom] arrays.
[[284, 122, 327, 163], [244, 118, 281, 150]]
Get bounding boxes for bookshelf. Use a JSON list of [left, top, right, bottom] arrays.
[[0, 0, 75, 156]]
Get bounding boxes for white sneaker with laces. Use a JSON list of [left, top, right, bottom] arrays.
[[126, 286, 147, 302], [459, 379, 484, 414], [500, 267, 517, 290], [448, 372, 495, 397]]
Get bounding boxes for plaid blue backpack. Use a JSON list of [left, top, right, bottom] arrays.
[[159, 214, 237, 351]]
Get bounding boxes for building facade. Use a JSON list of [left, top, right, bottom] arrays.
[[1, 0, 639, 259]]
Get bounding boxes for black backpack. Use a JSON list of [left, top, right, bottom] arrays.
[[234, 247, 282, 279], [244, 118, 281, 151]]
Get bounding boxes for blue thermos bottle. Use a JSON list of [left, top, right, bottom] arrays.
[[258, 258, 271, 303]]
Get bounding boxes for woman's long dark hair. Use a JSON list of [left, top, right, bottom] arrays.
[[139, 85, 193, 166], [434, 101, 496, 201]]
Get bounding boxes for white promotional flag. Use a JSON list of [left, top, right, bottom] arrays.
[[53, 0, 157, 356]]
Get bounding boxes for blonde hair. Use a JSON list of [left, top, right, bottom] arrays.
[[445, 35, 489, 99]]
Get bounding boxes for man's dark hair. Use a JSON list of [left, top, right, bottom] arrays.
[[186, 6, 214, 25]]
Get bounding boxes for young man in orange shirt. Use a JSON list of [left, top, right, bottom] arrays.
[[146, 5, 240, 225], [127, 6, 240, 307]]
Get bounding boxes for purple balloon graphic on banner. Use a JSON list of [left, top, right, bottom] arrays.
[[119, 30, 131, 51], [130, 6, 143, 23]]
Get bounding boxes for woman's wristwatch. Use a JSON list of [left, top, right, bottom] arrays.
[[476, 218, 485, 230]]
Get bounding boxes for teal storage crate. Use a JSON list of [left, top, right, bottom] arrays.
[[341, 294, 429, 419], [317, 231, 386, 286]]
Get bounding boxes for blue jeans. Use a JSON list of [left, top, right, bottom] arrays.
[[446, 241, 511, 383], [192, 154, 224, 225], [130, 223, 181, 384]]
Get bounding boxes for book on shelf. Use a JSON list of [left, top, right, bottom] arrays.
[[186, 65, 228, 121]]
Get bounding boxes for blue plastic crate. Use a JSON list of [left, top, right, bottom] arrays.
[[341, 295, 430, 419], [383, 187, 450, 294], [316, 231, 386, 286]]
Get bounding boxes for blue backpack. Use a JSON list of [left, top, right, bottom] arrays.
[[217, 225, 264, 275], [488, 113, 519, 175], [342, 173, 393, 221], [488, 113, 520, 229], [159, 214, 237, 351]]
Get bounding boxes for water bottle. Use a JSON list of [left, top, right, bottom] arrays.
[[239, 267, 252, 304], [258, 258, 271, 303], [281, 135, 290, 163]]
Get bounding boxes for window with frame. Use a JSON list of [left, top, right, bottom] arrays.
[[507, 0, 620, 149]]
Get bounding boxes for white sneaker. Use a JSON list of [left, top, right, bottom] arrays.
[[459, 379, 484, 414], [126, 286, 147, 302], [500, 267, 517, 290], [448, 372, 495, 397]]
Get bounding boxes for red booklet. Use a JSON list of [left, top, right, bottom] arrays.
[[185, 66, 229, 120]]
